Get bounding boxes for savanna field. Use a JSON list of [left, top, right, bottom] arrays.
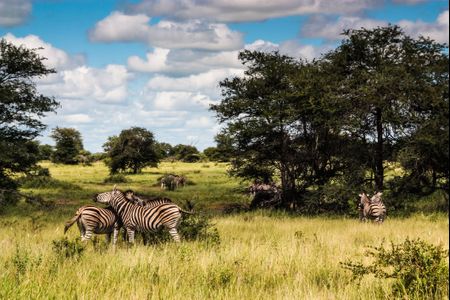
[[0, 162, 448, 299]]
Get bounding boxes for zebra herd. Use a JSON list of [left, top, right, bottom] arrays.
[[64, 186, 192, 245], [64, 184, 387, 245]]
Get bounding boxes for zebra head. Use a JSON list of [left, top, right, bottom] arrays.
[[358, 192, 371, 207], [370, 192, 383, 203], [94, 185, 121, 204]]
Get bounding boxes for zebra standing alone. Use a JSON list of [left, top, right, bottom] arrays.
[[94, 186, 192, 243], [64, 205, 121, 244], [358, 192, 386, 224]]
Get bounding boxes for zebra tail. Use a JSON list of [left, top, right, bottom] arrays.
[[64, 212, 81, 234], [179, 208, 194, 215]]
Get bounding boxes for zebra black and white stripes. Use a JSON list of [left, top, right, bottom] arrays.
[[358, 192, 387, 224], [94, 187, 192, 243], [64, 205, 121, 244]]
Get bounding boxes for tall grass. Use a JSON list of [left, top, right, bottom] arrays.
[[0, 162, 448, 299]]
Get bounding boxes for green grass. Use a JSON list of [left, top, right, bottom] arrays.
[[0, 161, 448, 299]]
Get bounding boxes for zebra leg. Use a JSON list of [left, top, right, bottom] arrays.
[[105, 233, 111, 244], [82, 229, 93, 242], [126, 228, 135, 244], [77, 221, 85, 239], [142, 232, 148, 246], [113, 227, 119, 245], [168, 227, 180, 242]]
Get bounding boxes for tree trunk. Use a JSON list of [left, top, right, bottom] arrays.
[[374, 107, 384, 191]]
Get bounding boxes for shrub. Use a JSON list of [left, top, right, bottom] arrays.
[[142, 211, 220, 245], [52, 237, 85, 261], [103, 174, 129, 183], [0, 175, 20, 208], [341, 238, 449, 299]]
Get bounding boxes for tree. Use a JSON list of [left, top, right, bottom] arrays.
[[171, 144, 200, 162], [325, 25, 449, 191], [50, 127, 83, 164], [155, 142, 173, 159], [104, 127, 159, 174], [211, 50, 347, 207], [38, 143, 54, 161], [0, 39, 59, 204]]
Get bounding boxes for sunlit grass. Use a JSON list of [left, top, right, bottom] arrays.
[[0, 161, 448, 299]]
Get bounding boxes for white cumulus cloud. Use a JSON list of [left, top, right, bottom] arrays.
[[89, 11, 243, 51], [2, 33, 85, 70], [0, 0, 31, 26], [301, 10, 449, 44], [400, 10, 449, 43], [38, 64, 131, 103], [128, 0, 380, 23]]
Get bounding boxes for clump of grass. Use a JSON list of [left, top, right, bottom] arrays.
[[103, 174, 129, 183], [52, 237, 85, 261], [142, 213, 220, 245]]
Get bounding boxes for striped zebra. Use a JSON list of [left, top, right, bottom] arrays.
[[64, 205, 121, 244], [94, 186, 193, 243], [358, 192, 386, 224]]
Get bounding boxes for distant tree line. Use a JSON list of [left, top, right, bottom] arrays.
[[210, 25, 448, 212]]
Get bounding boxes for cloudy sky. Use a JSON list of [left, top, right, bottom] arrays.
[[0, 0, 448, 152]]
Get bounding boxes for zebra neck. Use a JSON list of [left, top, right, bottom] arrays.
[[111, 196, 128, 216]]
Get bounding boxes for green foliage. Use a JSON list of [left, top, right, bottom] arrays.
[[211, 50, 348, 207], [341, 238, 449, 299], [0, 175, 20, 208], [103, 174, 129, 183], [155, 142, 173, 159], [11, 246, 42, 282], [171, 144, 200, 162], [52, 237, 85, 261], [37, 144, 54, 161], [0, 39, 59, 141], [50, 127, 84, 164], [326, 25, 448, 191], [104, 127, 159, 174]]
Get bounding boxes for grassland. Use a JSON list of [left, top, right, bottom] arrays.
[[0, 162, 448, 299]]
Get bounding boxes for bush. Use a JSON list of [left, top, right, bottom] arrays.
[[341, 238, 449, 299], [52, 237, 85, 261], [103, 174, 129, 183], [0, 175, 20, 208], [142, 212, 220, 245], [300, 184, 353, 214]]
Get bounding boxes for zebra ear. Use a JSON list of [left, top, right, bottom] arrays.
[[113, 185, 118, 193]]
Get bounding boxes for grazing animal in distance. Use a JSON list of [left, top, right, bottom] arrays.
[[94, 186, 193, 243], [64, 205, 121, 244], [160, 174, 187, 190], [358, 192, 386, 224]]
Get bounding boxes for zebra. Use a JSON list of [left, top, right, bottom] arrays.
[[94, 186, 193, 243], [160, 174, 186, 190], [64, 205, 121, 244], [358, 192, 386, 223]]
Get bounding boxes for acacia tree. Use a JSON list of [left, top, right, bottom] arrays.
[[0, 39, 59, 204], [325, 25, 449, 191], [104, 127, 159, 174], [211, 51, 347, 207]]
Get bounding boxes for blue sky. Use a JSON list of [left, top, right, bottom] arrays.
[[0, 0, 448, 152]]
